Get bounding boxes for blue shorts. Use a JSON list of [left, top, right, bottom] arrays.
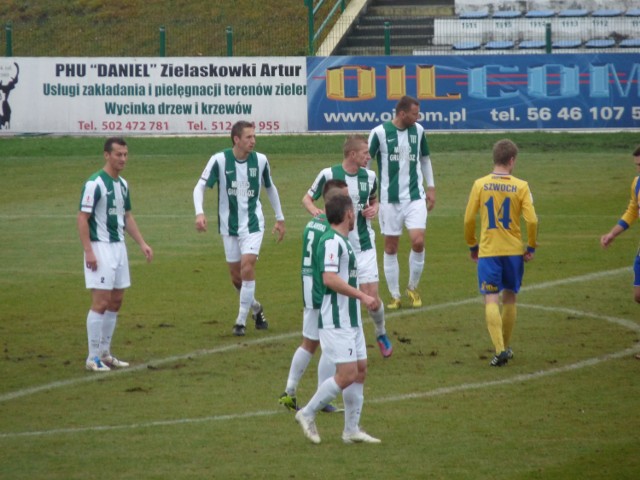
[[634, 253, 640, 287], [477, 255, 524, 294]]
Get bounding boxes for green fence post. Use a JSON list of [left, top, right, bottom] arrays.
[[5, 22, 12, 57], [159, 26, 166, 57], [305, 0, 314, 56], [340, 0, 346, 12], [384, 21, 391, 55], [226, 26, 233, 56], [545, 23, 551, 54]]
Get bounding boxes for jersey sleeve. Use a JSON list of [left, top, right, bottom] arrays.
[[201, 156, 219, 189], [463, 180, 481, 249], [420, 130, 431, 157], [520, 183, 539, 251], [79, 179, 100, 214], [261, 155, 274, 189], [308, 169, 329, 201], [319, 235, 341, 274], [619, 177, 640, 229], [122, 179, 132, 212], [368, 128, 380, 158]]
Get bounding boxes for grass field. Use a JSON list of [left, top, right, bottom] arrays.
[[1, 132, 639, 479]]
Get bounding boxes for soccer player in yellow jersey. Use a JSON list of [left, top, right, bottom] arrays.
[[464, 139, 538, 367], [600, 146, 640, 310]]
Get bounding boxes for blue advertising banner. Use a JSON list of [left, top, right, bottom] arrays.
[[307, 54, 640, 131]]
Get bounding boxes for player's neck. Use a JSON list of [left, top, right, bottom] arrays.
[[342, 159, 359, 174], [331, 222, 350, 237], [492, 166, 512, 175], [103, 165, 120, 179], [232, 146, 250, 161]]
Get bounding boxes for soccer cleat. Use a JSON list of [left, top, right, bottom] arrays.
[[342, 429, 381, 444], [387, 298, 402, 310], [320, 401, 343, 413], [232, 324, 246, 336], [278, 392, 299, 411], [376, 334, 393, 358], [295, 410, 321, 444], [86, 356, 110, 372], [505, 347, 514, 360], [253, 307, 269, 330], [101, 355, 129, 368], [490, 350, 510, 367], [406, 288, 422, 308]]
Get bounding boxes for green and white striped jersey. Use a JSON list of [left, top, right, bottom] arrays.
[[79, 170, 131, 242], [200, 149, 276, 236], [368, 121, 431, 203], [316, 228, 361, 330], [301, 213, 329, 309], [307, 165, 377, 252]]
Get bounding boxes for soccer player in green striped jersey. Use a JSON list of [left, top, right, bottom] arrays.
[[279, 179, 348, 412], [601, 145, 640, 309], [303, 135, 392, 358], [295, 194, 381, 444], [368, 95, 436, 310], [464, 139, 538, 367], [78, 137, 153, 372], [193, 121, 286, 336]]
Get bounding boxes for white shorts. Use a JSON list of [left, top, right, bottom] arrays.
[[379, 200, 427, 236], [222, 231, 264, 263], [319, 326, 367, 364], [356, 248, 379, 285], [302, 307, 320, 341], [84, 241, 130, 290]]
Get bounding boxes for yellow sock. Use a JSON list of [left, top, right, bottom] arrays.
[[502, 303, 517, 348], [485, 303, 505, 354]]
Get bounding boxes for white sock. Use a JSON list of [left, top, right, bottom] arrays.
[[236, 280, 255, 326], [343, 382, 364, 434], [317, 351, 336, 388], [369, 304, 386, 337], [302, 377, 342, 417], [408, 249, 425, 291], [383, 252, 400, 299], [236, 285, 261, 313], [285, 347, 313, 395], [98, 310, 117, 357], [86, 310, 103, 360]]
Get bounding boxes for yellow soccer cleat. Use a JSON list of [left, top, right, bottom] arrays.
[[406, 289, 422, 308], [387, 297, 402, 310]]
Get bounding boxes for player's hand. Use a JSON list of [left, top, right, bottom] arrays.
[[85, 250, 98, 271], [272, 220, 285, 243], [469, 249, 479, 264], [523, 251, 534, 263], [426, 187, 436, 211], [195, 214, 207, 232], [360, 293, 377, 311], [141, 244, 154, 263], [362, 203, 378, 219], [600, 234, 614, 248]]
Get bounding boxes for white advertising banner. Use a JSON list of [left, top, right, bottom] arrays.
[[0, 57, 307, 135]]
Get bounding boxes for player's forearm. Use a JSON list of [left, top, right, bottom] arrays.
[[323, 272, 362, 300], [266, 185, 285, 221], [193, 180, 206, 216]]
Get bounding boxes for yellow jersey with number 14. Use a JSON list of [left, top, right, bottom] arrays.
[[464, 172, 538, 258]]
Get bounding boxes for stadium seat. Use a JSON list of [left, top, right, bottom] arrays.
[[525, 10, 555, 18], [591, 9, 623, 17], [492, 11, 522, 19], [519, 40, 546, 49], [624, 9, 640, 17], [485, 40, 515, 50], [452, 41, 482, 50], [558, 9, 589, 17], [552, 39, 582, 48], [585, 39, 615, 48], [459, 11, 489, 19], [620, 38, 640, 48]]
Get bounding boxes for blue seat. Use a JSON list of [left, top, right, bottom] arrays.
[[558, 9, 589, 17], [585, 39, 615, 48], [620, 38, 640, 48], [452, 41, 482, 50], [592, 9, 623, 17], [625, 9, 640, 17], [519, 40, 546, 49], [493, 11, 522, 19], [459, 11, 489, 19], [485, 40, 515, 50], [552, 39, 582, 48], [525, 10, 555, 18]]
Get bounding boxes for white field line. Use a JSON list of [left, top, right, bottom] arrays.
[[0, 266, 637, 439]]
